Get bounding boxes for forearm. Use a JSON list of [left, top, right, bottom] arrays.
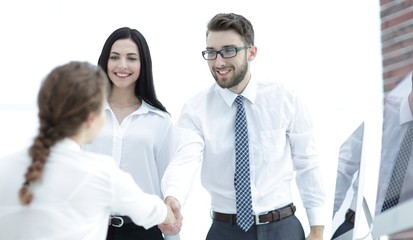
[[307, 225, 324, 240]]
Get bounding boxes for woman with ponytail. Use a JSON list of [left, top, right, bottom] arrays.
[[0, 61, 178, 240]]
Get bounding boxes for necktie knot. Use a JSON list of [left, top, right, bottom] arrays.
[[235, 95, 244, 106]]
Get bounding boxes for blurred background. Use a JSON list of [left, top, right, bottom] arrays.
[[0, 1, 384, 239]]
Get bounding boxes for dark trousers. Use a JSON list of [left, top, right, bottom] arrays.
[[206, 214, 305, 240], [106, 223, 163, 240], [331, 209, 355, 239], [331, 220, 354, 239]]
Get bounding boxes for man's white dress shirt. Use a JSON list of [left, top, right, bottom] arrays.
[[333, 123, 364, 216], [162, 77, 326, 226], [376, 93, 413, 215]]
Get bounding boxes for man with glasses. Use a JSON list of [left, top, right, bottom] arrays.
[[160, 13, 326, 240]]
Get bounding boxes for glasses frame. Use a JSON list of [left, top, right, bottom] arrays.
[[201, 46, 251, 60]]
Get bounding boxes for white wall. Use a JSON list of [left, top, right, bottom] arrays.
[[0, 1, 383, 239]]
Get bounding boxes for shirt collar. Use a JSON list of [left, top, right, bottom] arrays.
[[54, 137, 81, 152], [218, 76, 257, 108], [399, 94, 413, 125], [105, 100, 169, 118]]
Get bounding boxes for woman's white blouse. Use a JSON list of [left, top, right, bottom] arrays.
[[82, 100, 175, 198], [0, 138, 167, 240]]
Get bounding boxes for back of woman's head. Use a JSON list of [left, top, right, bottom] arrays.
[[97, 27, 167, 112], [19, 61, 108, 205]]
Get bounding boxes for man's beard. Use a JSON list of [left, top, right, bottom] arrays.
[[213, 60, 248, 89]]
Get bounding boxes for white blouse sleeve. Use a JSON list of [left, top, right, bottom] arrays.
[[110, 165, 167, 229]]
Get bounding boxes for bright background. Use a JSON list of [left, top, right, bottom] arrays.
[[0, 1, 383, 239]]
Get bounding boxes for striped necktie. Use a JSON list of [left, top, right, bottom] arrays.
[[234, 95, 254, 231]]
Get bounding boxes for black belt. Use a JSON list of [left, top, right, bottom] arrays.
[[108, 215, 133, 227], [211, 203, 296, 225], [345, 209, 355, 224]]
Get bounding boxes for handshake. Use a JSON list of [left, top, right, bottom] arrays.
[[158, 196, 183, 236]]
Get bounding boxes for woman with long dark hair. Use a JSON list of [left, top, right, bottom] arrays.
[[82, 27, 180, 240]]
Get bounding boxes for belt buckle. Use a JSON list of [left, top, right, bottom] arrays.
[[110, 216, 124, 227], [255, 211, 269, 225]]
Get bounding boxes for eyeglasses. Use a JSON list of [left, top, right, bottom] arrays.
[[201, 46, 251, 60]]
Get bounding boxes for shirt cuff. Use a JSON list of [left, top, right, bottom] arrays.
[[163, 187, 187, 207], [306, 207, 326, 226]]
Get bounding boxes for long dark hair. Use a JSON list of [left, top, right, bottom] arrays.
[[98, 27, 167, 113], [19, 61, 108, 205]]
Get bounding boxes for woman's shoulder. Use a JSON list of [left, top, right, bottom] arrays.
[[52, 146, 117, 174], [79, 150, 115, 167], [0, 149, 30, 168], [141, 100, 172, 119]]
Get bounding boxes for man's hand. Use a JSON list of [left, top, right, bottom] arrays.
[[158, 196, 183, 235], [306, 225, 324, 240]]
